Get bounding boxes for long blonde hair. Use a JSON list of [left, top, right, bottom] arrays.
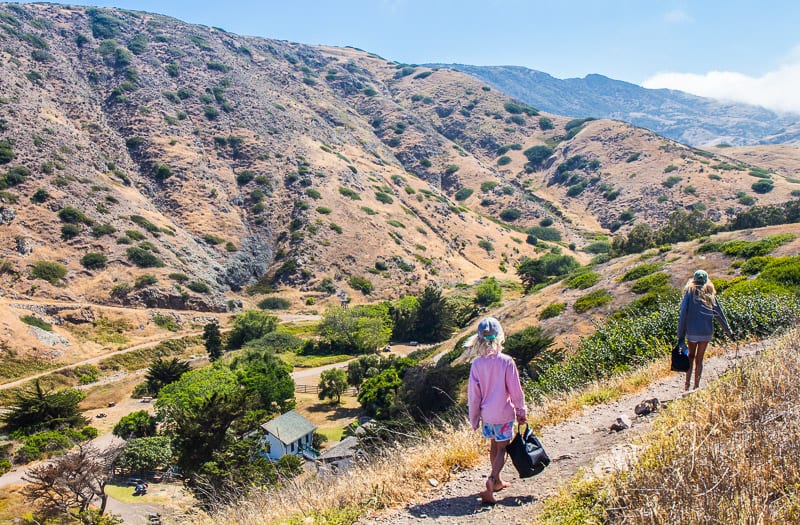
[[684, 279, 717, 308], [463, 326, 506, 357]]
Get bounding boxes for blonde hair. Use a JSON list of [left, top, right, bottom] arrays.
[[463, 326, 506, 357], [684, 279, 717, 307]]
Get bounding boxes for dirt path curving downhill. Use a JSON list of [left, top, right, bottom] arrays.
[[356, 339, 766, 525]]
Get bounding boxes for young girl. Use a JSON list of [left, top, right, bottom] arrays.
[[467, 317, 527, 504], [677, 270, 733, 390]]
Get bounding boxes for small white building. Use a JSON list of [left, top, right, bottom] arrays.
[[259, 410, 318, 460]]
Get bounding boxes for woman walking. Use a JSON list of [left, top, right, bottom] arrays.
[[467, 317, 527, 504], [677, 270, 733, 391]]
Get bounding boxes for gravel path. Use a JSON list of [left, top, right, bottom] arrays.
[[356, 339, 765, 525]]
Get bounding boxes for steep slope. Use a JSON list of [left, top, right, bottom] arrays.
[[0, 3, 797, 360], [429, 64, 800, 147]]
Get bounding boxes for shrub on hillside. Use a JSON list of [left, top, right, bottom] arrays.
[[564, 272, 600, 290], [539, 302, 566, 320], [80, 252, 107, 270], [30, 261, 67, 284], [258, 296, 291, 310], [126, 247, 164, 268], [574, 289, 613, 313]]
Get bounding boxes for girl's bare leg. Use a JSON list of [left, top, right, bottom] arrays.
[[481, 440, 510, 503], [693, 341, 708, 389], [685, 342, 697, 390]]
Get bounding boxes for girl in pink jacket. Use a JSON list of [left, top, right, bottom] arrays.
[[467, 317, 527, 504]]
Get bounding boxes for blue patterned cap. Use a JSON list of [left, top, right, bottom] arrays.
[[693, 269, 708, 285], [477, 317, 501, 338]]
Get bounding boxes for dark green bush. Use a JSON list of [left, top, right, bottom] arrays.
[[751, 179, 774, 194], [258, 296, 291, 310], [500, 208, 521, 221], [58, 206, 92, 225], [134, 274, 158, 288], [696, 233, 795, 258], [525, 226, 561, 242], [61, 224, 80, 240], [349, 276, 373, 294], [126, 247, 164, 268], [454, 188, 473, 201], [523, 145, 553, 169], [186, 281, 210, 293], [80, 252, 107, 270]]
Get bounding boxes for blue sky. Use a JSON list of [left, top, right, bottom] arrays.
[[16, 1, 800, 112]]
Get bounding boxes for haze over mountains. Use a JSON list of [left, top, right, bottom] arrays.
[[0, 2, 798, 358], [429, 64, 800, 147]]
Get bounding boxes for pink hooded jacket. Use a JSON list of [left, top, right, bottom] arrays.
[[468, 352, 527, 429]]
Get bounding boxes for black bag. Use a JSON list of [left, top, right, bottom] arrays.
[[507, 424, 550, 478], [671, 343, 691, 372]]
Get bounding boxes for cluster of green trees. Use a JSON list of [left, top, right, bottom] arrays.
[[612, 201, 800, 257]]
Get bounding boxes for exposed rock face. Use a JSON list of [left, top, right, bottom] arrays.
[[0, 206, 15, 225]]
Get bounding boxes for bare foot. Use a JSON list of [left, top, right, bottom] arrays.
[[480, 478, 497, 504], [494, 479, 511, 491]]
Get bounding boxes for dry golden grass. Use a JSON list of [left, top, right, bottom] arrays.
[[536, 328, 800, 524], [183, 420, 484, 525]]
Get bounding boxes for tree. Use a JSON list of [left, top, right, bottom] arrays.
[[474, 277, 502, 306], [516, 253, 579, 292], [389, 295, 419, 341], [503, 326, 556, 380], [145, 357, 190, 396], [227, 310, 278, 349], [112, 410, 156, 439], [116, 436, 172, 474], [346, 354, 383, 390], [231, 350, 296, 413], [2, 380, 87, 434], [318, 369, 348, 403], [23, 444, 122, 521], [413, 285, 455, 343], [203, 321, 223, 361], [358, 368, 402, 419], [317, 304, 392, 354], [156, 366, 244, 471]]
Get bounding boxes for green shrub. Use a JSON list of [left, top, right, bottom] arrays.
[[349, 276, 373, 294], [186, 281, 210, 293], [58, 206, 92, 225], [375, 192, 393, 204], [134, 274, 158, 288], [696, 233, 795, 258], [565, 272, 600, 289], [305, 188, 321, 200], [61, 224, 80, 240], [751, 179, 774, 194], [526, 226, 561, 242], [478, 239, 493, 253], [30, 261, 67, 284], [258, 296, 291, 310], [91, 224, 116, 237], [662, 176, 682, 188], [152, 314, 179, 331], [630, 272, 670, 293], [523, 145, 553, 169], [583, 241, 611, 254], [338, 187, 361, 200], [21, 315, 52, 331], [497, 156, 512, 166], [539, 302, 566, 320], [538, 117, 554, 130], [500, 208, 521, 221], [474, 277, 502, 306], [738, 193, 756, 205], [126, 247, 164, 268], [454, 188, 473, 201], [153, 164, 173, 181], [621, 262, 662, 282], [80, 252, 107, 270], [316, 206, 332, 214], [574, 289, 613, 313]]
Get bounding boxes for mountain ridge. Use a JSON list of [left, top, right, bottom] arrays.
[[427, 63, 800, 147]]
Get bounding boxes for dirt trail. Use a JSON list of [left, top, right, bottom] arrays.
[[356, 339, 766, 525]]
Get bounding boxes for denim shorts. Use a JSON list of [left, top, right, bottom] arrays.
[[481, 421, 514, 441]]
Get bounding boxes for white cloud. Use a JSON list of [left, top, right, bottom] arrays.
[[663, 9, 693, 24], [642, 59, 800, 114]]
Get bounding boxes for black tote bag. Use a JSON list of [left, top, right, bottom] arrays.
[[507, 424, 550, 478], [671, 343, 691, 372]]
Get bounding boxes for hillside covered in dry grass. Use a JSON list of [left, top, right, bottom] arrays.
[[1, 2, 799, 378]]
